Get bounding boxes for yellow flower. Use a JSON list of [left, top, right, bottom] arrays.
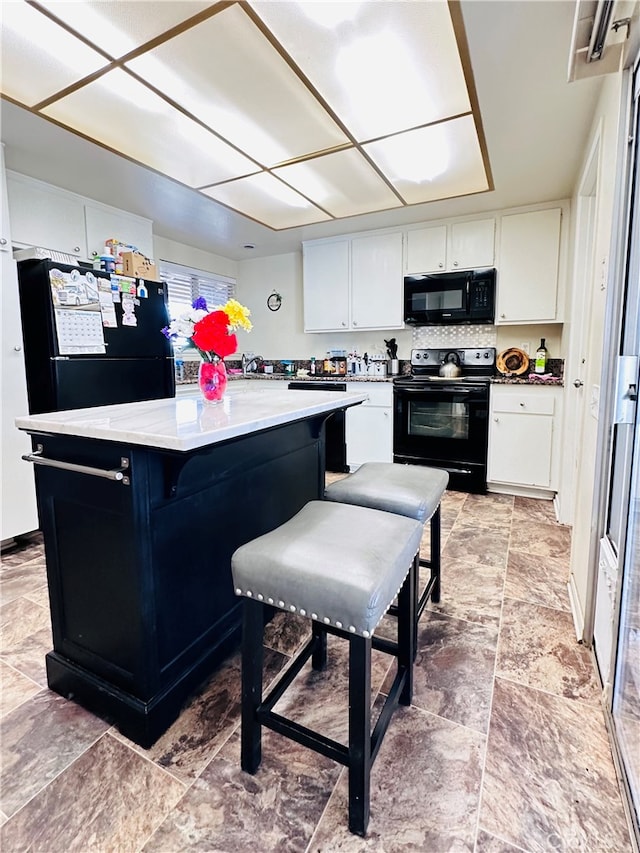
[[216, 298, 253, 332]]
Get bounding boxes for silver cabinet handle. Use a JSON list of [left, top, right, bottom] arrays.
[[13, 345, 22, 352], [22, 446, 130, 484], [0, 237, 7, 246], [573, 379, 584, 388]]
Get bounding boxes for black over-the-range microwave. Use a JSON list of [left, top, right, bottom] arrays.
[[403, 267, 496, 325]]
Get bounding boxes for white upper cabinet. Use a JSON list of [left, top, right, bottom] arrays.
[[350, 232, 403, 329], [303, 239, 350, 332], [496, 208, 562, 323], [405, 224, 447, 272], [303, 232, 403, 332], [405, 218, 495, 273], [449, 218, 495, 269], [85, 203, 154, 260], [6, 171, 155, 263], [7, 171, 86, 257]]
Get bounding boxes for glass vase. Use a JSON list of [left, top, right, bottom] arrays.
[[198, 358, 227, 405]]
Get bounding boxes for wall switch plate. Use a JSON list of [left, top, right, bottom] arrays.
[[521, 341, 530, 355]]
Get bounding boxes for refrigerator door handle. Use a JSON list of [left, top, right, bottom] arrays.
[[22, 445, 130, 485]]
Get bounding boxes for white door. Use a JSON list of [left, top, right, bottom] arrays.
[[605, 71, 640, 842], [1, 147, 39, 541]]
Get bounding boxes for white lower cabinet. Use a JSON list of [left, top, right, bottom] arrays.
[[488, 385, 562, 492], [345, 382, 393, 468]]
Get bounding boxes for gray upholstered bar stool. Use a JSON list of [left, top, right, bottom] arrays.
[[324, 463, 449, 641], [231, 499, 422, 837]]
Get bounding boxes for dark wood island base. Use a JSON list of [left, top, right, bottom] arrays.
[[30, 415, 331, 747]]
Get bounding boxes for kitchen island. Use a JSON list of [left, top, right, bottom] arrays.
[[16, 386, 366, 747]]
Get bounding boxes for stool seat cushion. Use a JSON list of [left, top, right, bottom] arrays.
[[325, 463, 449, 523], [232, 500, 422, 637]]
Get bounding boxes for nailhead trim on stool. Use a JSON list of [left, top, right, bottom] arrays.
[[231, 499, 422, 837], [324, 463, 448, 648]]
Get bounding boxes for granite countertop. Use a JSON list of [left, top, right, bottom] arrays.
[[15, 388, 368, 453], [196, 373, 393, 383], [491, 374, 563, 386]]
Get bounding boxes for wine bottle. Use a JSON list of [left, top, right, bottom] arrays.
[[534, 338, 548, 374]]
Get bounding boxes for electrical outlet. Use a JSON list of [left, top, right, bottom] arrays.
[[521, 341, 530, 355]]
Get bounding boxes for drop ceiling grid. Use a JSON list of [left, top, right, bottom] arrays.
[[0, 0, 492, 230]]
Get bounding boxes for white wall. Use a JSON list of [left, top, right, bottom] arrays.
[[154, 235, 237, 280], [235, 252, 414, 361]]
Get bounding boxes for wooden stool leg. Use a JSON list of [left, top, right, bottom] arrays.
[[430, 506, 441, 604], [241, 598, 263, 774], [348, 634, 371, 837], [398, 554, 417, 705]]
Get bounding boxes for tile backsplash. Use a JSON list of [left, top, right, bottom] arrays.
[[411, 325, 497, 349]]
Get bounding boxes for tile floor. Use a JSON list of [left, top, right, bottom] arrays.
[[0, 490, 634, 852]]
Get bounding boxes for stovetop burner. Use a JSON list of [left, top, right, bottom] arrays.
[[407, 347, 496, 381]]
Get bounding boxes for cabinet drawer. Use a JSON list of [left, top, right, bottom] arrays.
[[492, 392, 555, 416]]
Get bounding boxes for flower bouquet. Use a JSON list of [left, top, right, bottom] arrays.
[[162, 297, 252, 403]]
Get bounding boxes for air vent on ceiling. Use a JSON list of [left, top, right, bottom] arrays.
[[568, 0, 638, 82]]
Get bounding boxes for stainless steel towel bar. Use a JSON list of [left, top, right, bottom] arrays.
[[22, 446, 130, 485]]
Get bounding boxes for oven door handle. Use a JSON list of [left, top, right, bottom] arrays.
[[395, 387, 475, 394]]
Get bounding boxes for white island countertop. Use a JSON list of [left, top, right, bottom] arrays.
[[15, 387, 367, 453]]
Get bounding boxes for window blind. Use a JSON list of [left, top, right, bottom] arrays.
[[158, 259, 235, 320]]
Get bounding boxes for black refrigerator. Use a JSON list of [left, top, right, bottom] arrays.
[[17, 258, 175, 414]]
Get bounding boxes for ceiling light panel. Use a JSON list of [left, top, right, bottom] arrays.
[[36, 0, 215, 60], [41, 69, 259, 187], [249, 0, 471, 141], [273, 148, 402, 218], [126, 4, 350, 167], [0, 2, 109, 107], [364, 116, 489, 205], [201, 173, 332, 229]]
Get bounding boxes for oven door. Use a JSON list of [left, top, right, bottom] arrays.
[[393, 383, 489, 493]]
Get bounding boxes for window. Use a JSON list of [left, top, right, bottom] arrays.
[[158, 259, 236, 320]]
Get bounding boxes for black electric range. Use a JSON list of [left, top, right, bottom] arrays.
[[393, 348, 496, 493]]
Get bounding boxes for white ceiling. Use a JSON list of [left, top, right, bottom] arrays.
[[1, 1, 603, 260]]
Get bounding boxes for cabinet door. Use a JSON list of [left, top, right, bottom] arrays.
[[351, 232, 403, 329], [346, 404, 393, 467], [488, 412, 553, 487], [497, 208, 561, 322], [303, 240, 350, 332], [405, 225, 447, 273], [85, 203, 154, 260], [488, 390, 556, 487], [449, 218, 495, 269], [1, 153, 39, 539], [7, 172, 86, 257]]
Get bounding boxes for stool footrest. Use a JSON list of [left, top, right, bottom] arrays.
[[260, 710, 349, 766], [257, 664, 411, 771], [370, 666, 410, 763], [259, 634, 319, 713]]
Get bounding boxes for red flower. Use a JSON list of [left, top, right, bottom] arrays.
[[192, 311, 238, 358]]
